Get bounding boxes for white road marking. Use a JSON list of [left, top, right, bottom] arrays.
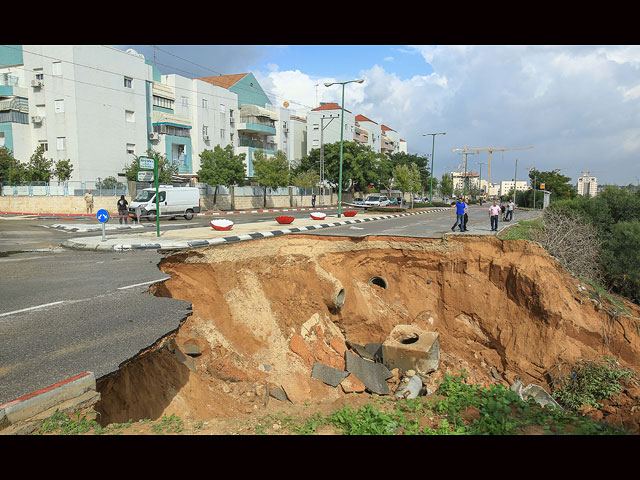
[[117, 278, 170, 290], [0, 301, 65, 318]]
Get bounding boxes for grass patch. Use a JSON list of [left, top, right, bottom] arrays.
[[497, 218, 544, 240]]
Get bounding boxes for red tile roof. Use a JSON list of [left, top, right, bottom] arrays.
[[311, 103, 351, 113], [381, 124, 394, 131], [198, 73, 249, 89], [355, 114, 377, 124]]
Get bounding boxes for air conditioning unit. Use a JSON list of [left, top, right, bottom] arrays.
[[203, 135, 210, 141], [31, 80, 43, 88], [148, 132, 159, 141], [31, 115, 43, 124]]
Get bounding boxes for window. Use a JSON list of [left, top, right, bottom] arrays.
[[38, 141, 48, 152], [153, 95, 174, 110], [182, 96, 189, 107], [54, 99, 64, 113], [202, 98, 208, 109], [124, 76, 132, 88], [313, 123, 319, 130], [126, 144, 135, 155], [125, 110, 135, 122], [219, 104, 225, 113], [52, 61, 62, 76], [203, 125, 208, 137], [312, 139, 319, 147], [34, 69, 44, 81], [56, 137, 66, 150], [220, 129, 225, 139]]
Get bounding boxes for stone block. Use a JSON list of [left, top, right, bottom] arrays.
[[381, 325, 440, 376], [345, 351, 391, 395], [311, 362, 349, 387]]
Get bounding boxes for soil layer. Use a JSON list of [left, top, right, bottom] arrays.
[[94, 235, 640, 432]]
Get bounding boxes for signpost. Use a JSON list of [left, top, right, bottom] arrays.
[[96, 208, 109, 242], [138, 155, 160, 237]]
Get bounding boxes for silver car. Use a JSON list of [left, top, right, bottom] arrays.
[[364, 195, 390, 207]]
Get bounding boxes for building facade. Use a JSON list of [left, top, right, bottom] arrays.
[[577, 174, 597, 197]]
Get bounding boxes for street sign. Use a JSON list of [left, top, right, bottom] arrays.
[[138, 156, 154, 170], [137, 170, 154, 182], [96, 209, 109, 223]]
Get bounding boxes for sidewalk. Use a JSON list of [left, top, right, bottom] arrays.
[[62, 207, 451, 251]]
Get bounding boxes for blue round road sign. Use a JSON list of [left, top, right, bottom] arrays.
[[96, 209, 110, 223]]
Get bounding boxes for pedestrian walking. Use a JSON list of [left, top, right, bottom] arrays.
[[117, 195, 129, 224], [500, 203, 506, 221], [451, 197, 467, 233], [84, 189, 94, 215], [489, 201, 501, 231], [312, 193, 316, 209], [506, 200, 515, 221], [463, 197, 469, 231]]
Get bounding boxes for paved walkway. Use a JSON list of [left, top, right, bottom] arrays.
[[61, 208, 452, 251]]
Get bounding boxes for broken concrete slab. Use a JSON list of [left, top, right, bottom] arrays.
[[365, 343, 383, 362], [345, 350, 391, 395], [349, 343, 375, 361], [269, 386, 289, 402], [311, 362, 350, 387], [382, 325, 440, 377]]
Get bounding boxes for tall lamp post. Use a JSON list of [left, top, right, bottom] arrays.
[[422, 132, 446, 205], [324, 78, 364, 217]]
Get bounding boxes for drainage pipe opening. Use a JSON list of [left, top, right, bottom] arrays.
[[368, 276, 388, 289]]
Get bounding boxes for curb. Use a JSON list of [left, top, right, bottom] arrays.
[[0, 372, 99, 433], [65, 208, 451, 252]]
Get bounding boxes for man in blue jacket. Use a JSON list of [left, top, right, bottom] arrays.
[[451, 197, 467, 232]]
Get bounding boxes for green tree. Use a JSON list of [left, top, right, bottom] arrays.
[[292, 169, 320, 204], [54, 159, 74, 182], [601, 220, 640, 301], [124, 149, 178, 184], [440, 173, 453, 200], [252, 150, 290, 208], [98, 176, 125, 190], [529, 169, 576, 202], [0, 146, 21, 184], [25, 145, 54, 182], [197, 145, 246, 204]]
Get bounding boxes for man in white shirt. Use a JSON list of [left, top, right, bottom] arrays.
[[489, 201, 501, 231], [506, 200, 515, 221]]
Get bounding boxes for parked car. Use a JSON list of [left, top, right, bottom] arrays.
[[389, 198, 399, 206], [364, 195, 390, 207], [352, 197, 365, 206]]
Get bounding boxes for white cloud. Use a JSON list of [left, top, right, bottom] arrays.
[[255, 45, 640, 184]]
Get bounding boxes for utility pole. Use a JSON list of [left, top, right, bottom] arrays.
[[513, 158, 518, 204], [319, 113, 339, 206], [477, 162, 486, 198]]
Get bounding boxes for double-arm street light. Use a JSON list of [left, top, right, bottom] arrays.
[[422, 132, 446, 205], [324, 78, 364, 217]]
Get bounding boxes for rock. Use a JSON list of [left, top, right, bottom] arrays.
[[341, 375, 366, 393], [182, 343, 201, 357], [289, 333, 314, 367], [345, 350, 392, 395], [311, 362, 349, 387]]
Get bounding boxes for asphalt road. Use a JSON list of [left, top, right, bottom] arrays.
[[0, 206, 541, 405], [0, 248, 191, 404]]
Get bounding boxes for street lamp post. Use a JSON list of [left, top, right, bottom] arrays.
[[422, 132, 446, 205], [324, 78, 364, 217]]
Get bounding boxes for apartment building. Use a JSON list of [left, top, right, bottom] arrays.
[[499, 180, 528, 197], [450, 171, 480, 193], [0, 45, 152, 183], [306, 103, 356, 156], [577, 173, 597, 197], [354, 114, 382, 152]]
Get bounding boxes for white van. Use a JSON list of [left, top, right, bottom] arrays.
[[129, 186, 201, 221]]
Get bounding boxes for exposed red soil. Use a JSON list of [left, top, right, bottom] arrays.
[[94, 235, 640, 433]]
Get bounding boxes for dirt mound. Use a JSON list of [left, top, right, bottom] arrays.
[[94, 235, 640, 431]]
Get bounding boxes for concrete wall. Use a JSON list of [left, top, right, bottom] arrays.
[[0, 195, 131, 215]]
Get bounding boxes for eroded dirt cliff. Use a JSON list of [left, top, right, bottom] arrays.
[[94, 235, 640, 431]]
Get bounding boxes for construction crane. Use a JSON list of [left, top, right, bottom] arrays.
[[453, 146, 535, 187]]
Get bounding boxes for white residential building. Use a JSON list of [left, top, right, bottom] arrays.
[[306, 102, 356, 156], [500, 180, 529, 197], [0, 45, 153, 183], [354, 114, 382, 153], [577, 174, 598, 197]]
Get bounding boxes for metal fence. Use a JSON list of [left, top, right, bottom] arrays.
[[1, 181, 129, 197], [2, 180, 329, 198]]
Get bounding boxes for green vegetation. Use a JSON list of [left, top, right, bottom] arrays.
[[550, 357, 635, 411], [0, 145, 73, 184], [498, 218, 544, 240]]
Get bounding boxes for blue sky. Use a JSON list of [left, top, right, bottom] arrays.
[[118, 45, 640, 187]]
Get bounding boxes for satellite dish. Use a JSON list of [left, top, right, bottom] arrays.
[[283, 101, 290, 108]]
